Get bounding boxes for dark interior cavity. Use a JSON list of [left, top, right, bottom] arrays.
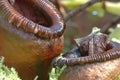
[[9, 0, 52, 27]]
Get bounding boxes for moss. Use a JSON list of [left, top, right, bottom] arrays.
[[0, 57, 21, 80]]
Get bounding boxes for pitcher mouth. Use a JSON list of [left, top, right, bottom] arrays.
[[9, 0, 52, 27], [0, 0, 65, 39]]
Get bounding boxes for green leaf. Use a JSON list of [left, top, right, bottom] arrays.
[[0, 57, 21, 80], [109, 24, 120, 43], [61, 0, 120, 16]]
